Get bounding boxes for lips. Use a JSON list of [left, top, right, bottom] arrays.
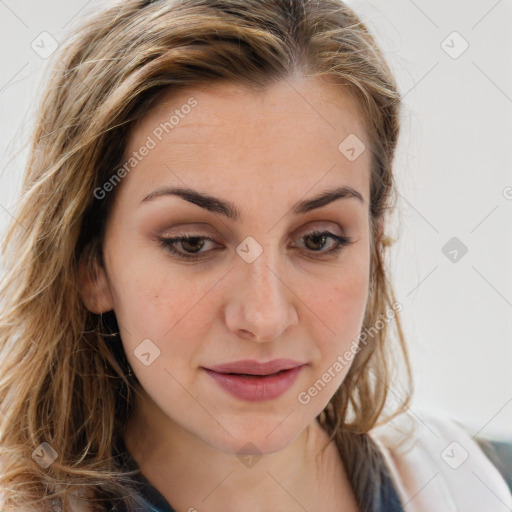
[[205, 359, 305, 376], [202, 359, 306, 402]]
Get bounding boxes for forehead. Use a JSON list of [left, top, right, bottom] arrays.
[[119, 77, 371, 206], [130, 77, 367, 143]]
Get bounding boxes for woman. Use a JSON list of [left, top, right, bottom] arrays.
[[0, 0, 510, 511]]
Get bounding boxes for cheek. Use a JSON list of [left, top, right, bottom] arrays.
[[292, 265, 369, 413], [297, 254, 370, 350], [108, 257, 216, 356]]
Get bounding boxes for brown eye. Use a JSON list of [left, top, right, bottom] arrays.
[[158, 234, 220, 260], [180, 237, 206, 253], [295, 230, 355, 257], [304, 232, 329, 251]]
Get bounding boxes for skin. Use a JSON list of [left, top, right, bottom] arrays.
[[79, 76, 379, 512]]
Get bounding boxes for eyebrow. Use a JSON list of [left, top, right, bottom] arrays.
[[140, 185, 364, 221]]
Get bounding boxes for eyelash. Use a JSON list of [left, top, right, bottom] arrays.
[[157, 230, 355, 261]]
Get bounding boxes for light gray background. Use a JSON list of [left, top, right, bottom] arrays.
[[1, 0, 511, 437]]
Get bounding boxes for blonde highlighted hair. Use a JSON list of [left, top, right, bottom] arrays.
[[0, 0, 412, 510]]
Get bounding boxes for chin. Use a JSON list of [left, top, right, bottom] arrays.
[[198, 413, 310, 457]]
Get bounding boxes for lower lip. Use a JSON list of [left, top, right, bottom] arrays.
[[203, 366, 305, 402]]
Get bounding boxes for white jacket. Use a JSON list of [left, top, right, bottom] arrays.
[[369, 408, 512, 512]]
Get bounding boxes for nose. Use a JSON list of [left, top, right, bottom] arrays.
[[224, 248, 298, 342]]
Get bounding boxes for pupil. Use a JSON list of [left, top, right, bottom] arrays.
[[183, 237, 204, 253], [306, 234, 326, 251]]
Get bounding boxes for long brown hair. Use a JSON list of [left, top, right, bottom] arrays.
[[0, 0, 412, 510]]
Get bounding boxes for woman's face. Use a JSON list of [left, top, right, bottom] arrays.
[[81, 77, 374, 455]]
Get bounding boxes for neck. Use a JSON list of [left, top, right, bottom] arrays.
[[123, 385, 358, 512]]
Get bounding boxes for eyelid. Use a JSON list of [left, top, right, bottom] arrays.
[[157, 221, 345, 247], [294, 220, 345, 236], [156, 233, 221, 261], [157, 227, 354, 262]]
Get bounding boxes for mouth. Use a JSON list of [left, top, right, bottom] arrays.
[[204, 358, 305, 376], [202, 359, 306, 402], [219, 369, 293, 377]]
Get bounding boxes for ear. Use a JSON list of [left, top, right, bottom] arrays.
[[77, 250, 114, 314]]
